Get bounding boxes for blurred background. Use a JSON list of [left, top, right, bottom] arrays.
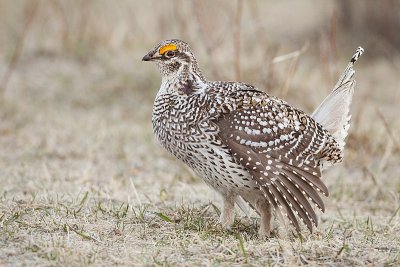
[[0, 1, 399, 265], [0, 0, 399, 220]]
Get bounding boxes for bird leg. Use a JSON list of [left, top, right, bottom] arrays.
[[255, 198, 272, 238], [219, 195, 235, 230]]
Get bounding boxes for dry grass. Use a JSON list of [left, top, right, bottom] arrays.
[[0, 1, 399, 266]]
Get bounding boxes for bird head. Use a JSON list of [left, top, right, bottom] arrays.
[[142, 39, 201, 78]]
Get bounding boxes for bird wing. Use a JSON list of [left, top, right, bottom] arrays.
[[215, 96, 330, 232]]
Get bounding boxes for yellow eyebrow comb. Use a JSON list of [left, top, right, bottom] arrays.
[[159, 44, 177, 55]]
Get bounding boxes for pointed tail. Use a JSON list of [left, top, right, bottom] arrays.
[[312, 47, 364, 151]]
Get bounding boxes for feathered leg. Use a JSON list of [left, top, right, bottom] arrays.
[[255, 198, 272, 237], [220, 195, 235, 230], [241, 191, 273, 238]]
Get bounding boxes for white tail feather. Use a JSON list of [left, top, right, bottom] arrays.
[[312, 47, 364, 151], [312, 80, 355, 150]]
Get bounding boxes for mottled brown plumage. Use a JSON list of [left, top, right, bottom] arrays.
[[143, 39, 363, 236]]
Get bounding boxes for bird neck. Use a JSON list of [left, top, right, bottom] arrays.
[[161, 62, 207, 95]]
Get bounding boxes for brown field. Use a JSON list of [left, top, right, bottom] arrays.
[[0, 0, 399, 266]]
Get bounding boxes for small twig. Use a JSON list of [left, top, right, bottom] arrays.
[[0, 0, 40, 96], [261, 45, 279, 92], [376, 109, 400, 152], [200, 202, 212, 216], [280, 54, 299, 98], [363, 166, 379, 186], [378, 135, 394, 173], [363, 166, 384, 196], [388, 205, 400, 224], [129, 177, 142, 206], [272, 42, 309, 64], [233, 0, 243, 81], [276, 42, 309, 98]]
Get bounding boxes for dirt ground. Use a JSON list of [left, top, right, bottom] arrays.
[[0, 1, 399, 266]]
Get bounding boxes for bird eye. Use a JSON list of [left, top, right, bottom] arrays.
[[165, 50, 176, 58]]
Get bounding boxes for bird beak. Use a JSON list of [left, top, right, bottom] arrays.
[[142, 51, 157, 61], [142, 53, 152, 61]]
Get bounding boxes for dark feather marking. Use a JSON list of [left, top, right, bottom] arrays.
[[282, 166, 325, 212], [268, 183, 301, 232], [289, 165, 329, 196], [273, 178, 313, 231], [277, 172, 318, 225]]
